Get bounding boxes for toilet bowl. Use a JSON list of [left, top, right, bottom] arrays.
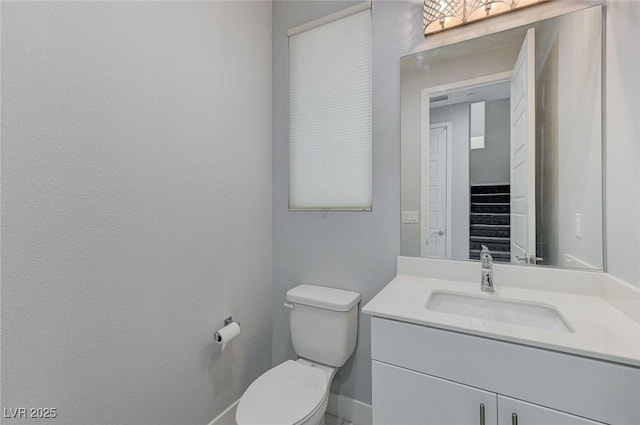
[[235, 359, 336, 425], [236, 284, 360, 425]]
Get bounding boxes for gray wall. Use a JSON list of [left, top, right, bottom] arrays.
[[1, 2, 273, 424], [272, 0, 404, 405], [605, 0, 640, 285], [470, 99, 511, 185]]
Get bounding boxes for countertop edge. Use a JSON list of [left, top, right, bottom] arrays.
[[362, 306, 640, 369]]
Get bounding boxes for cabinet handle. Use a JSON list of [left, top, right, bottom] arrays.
[[479, 403, 485, 425], [512, 413, 518, 425]]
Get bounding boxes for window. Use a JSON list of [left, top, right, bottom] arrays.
[[470, 101, 486, 150], [288, 3, 372, 211]]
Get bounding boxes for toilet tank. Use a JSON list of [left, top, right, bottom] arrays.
[[286, 284, 361, 367]]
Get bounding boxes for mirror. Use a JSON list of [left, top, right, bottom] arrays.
[[401, 5, 603, 270]]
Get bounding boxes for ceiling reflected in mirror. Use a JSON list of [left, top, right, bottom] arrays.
[[424, 0, 551, 36]]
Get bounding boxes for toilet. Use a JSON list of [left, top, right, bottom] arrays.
[[236, 284, 361, 425]]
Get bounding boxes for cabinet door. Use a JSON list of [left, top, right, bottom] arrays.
[[498, 396, 605, 425], [372, 361, 497, 425]]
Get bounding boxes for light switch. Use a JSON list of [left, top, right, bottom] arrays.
[[402, 211, 419, 224], [575, 213, 582, 238]]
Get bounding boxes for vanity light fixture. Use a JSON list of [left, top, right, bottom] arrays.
[[423, 0, 551, 36]]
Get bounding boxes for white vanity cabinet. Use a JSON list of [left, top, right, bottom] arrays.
[[497, 396, 603, 425], [373, 361, 602, 425], [370, 317, 640, 425], [373, 361, 498, 425]]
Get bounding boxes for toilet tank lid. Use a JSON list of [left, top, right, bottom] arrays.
[[286, 284, 361, 312]]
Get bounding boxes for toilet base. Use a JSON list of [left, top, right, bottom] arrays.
[[294, 359, 336, 425], [300, 397, 327, 425]]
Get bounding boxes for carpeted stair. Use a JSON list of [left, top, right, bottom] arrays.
[[469, 184, 511, 262]]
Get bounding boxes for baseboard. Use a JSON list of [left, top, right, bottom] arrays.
[[208, 393, 372, 425], [208, 399, 239, 425], [326, 393, 372, 425]]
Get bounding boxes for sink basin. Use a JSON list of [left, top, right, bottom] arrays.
[[426, 291, 573, 333]]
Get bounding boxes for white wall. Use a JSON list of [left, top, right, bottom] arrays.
[[605, 0, 640, 286], [1, 2, 273, 424]]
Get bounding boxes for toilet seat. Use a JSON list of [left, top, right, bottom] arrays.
[[236, 360, 328, 425]]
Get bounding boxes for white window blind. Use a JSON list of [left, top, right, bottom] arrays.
[[288, 6, 372, 211]]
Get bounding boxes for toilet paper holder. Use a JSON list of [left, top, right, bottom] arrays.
[[214, 316, 241, 351], [223, 316, 238, 327]]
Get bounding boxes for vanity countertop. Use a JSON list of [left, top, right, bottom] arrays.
[[363, 271, 640, 367]]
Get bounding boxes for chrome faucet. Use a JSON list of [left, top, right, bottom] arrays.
[[480, 245, 494, 292]]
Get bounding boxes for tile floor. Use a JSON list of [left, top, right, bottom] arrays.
[[325, 414, 354, 425]]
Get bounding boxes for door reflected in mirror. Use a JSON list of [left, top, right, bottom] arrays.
[[401, 5, 603, 270]]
